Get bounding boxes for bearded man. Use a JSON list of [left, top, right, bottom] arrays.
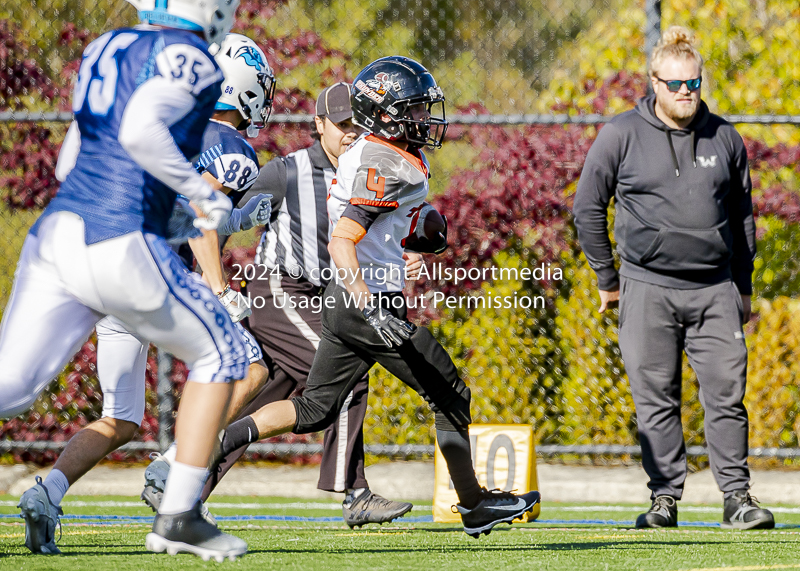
[[573, 26, 774, 530]]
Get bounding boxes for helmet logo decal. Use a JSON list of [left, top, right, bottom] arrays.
[[355, 79, 385, 104], [234, 45, 266, 72], [364, 72, 401, 96]]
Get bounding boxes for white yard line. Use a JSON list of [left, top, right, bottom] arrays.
[[0, 500, 434, 511], [2, 500, 797, 514], [670, 565, 800, 571], [555, 505, 800, 514]]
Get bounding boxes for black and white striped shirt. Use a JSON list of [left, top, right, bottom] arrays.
[[244, 140, 334, 287]]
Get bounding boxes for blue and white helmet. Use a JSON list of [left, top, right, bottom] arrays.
[[212, 34, 276, 135], [127, 0, 240, 46]]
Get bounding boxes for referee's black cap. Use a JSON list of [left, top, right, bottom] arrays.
[[316, 82, 352, 123]]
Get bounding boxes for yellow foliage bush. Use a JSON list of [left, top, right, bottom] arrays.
[[537, 0, 800, 144], [364, 251, 566, 446], [745, 297, 800, 449], [365, 253, 800, 453], [555, 261, 636, 446]]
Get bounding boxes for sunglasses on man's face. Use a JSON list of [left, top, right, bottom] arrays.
[[656, 77, 702, 92]]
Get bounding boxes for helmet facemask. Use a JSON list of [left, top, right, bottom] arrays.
[[238, 71, 276, 136], [396, 93, 447, 149]]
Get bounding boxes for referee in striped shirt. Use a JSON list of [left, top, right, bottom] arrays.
[[201, 83, 417, 527]]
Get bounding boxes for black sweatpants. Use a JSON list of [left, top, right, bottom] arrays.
[[201, 273, 369, 501], [618, 277, 751, 499], [292, 283, 473, 435]]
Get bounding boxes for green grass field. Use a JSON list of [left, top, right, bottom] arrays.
[[2, 496, 800, 570]]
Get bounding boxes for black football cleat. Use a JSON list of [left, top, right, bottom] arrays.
[[456, 488, 540, 538], [722, 490, 775, 530], [636, 495, 678, 528], [343, 490, 413, 528]]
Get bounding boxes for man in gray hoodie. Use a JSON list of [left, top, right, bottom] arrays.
[[573, 26, 773, 530]]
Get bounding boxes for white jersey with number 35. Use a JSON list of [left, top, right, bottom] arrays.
[[328, 134, 430, 292]]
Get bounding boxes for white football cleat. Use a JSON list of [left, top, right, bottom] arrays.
[[146, 502, 245, 562]]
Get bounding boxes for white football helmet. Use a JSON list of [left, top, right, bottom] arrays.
[[213, 34, 276, 135], [127, 0, 240, 46]]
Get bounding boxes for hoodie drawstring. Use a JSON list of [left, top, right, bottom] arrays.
[[690, 130, 697, 169], [666, 131, 680, 177]]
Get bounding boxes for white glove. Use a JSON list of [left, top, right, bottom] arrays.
[[218, 193, 273, 236], [193, 190, 233, 231], [218, 285, 251, 323], [166, 197, 203, 244]]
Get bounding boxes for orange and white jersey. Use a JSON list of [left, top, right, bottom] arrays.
[[328, 134, 430, 292]]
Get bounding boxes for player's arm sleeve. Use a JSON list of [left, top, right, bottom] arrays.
[[572, 122, 623, 291], [234, 157, 287, 224], [118, 77, 219, 202], [350, 162, 403, 214], [728, 131, 756, 296], [55, 121, 81, 182], [331, 204, 381, 243]]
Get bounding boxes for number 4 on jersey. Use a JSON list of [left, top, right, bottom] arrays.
[[366, 168, 386, 200]]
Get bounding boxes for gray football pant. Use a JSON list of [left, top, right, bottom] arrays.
[[618, 277, 751, 500]]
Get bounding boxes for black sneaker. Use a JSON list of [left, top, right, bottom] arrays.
[[636, 495, 678, 528], [722, 490, 775, 530], [342, 490, 413, 528], [145, 502, 247, 562], [456, 488, 540, 538]]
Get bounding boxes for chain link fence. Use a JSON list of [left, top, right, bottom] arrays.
[[1, 0, 800, 466]]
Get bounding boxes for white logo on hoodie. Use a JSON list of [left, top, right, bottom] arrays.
[[697, 155, 718, 168]]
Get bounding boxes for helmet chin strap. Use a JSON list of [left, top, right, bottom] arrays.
[[237, 93, 263, 137], [237, 115, 260, 138], [235, 116, 249, 131]]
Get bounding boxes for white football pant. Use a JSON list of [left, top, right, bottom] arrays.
[[0, 212, 248, 419], [96, 316, 262, 425]]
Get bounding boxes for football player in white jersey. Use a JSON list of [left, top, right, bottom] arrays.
[[2, 0, 253, 561], [208, 56, 541, 538], [136, 33, 279, 519], [16, 33, 277, 544]]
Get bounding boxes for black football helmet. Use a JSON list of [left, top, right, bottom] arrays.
[[351, 56, 448, 149]]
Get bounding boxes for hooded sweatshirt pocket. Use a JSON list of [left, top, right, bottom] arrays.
[[617, 203, 732, 271], [639, 227, 730, 270]]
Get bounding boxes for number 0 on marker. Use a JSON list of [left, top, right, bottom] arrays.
[[433, 424, 540, 523]]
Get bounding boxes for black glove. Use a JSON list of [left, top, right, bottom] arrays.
[[362, 305, 417, 348]]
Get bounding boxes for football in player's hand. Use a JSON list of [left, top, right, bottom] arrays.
[[422, 204, 447, 240], [402, 202, 448, 254]]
